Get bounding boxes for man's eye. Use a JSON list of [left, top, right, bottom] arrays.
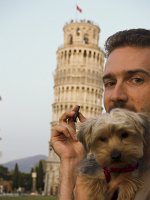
[[130, 77, 144, 84], [104, 80, 116, 88]]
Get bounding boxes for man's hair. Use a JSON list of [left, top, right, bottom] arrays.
[[104, 28, 150, 57]]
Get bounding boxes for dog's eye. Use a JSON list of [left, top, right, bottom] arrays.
[[99, 136, 107, 142], [121, 132, 128, 139]]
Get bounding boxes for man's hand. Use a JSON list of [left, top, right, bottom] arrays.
[[51, 105, 86, 161], [50, 105, 87, 200]]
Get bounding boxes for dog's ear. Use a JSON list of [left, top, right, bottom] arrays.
[[77, 118, 97, 153]]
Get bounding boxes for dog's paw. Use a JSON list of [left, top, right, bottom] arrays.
[[118, 178, 143, 200]]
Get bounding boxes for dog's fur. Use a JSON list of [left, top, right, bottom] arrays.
[[77, 108, 150, 200]]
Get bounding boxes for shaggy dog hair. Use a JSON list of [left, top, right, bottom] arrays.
[[77, 108, 150, 200]]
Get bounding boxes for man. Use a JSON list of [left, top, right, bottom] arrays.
[[51, 29, 150, 199]]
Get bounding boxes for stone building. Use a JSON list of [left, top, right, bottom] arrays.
[[44, 19, 104, 196]]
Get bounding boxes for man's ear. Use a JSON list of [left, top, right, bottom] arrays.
[[77, 118, 97, 153]]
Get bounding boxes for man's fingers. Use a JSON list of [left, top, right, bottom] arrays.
[[59, 105, 81, 122], [59, 105, 80, 129], [71, 105, 87, 123], [51, 125, 70, 138], [61, 122, 77, 140], [59, 111, 75, 122], [71, 105, 80, 112], [51, 123, 77, 141], [78, 112, 87, 122], [58, 106, 86, 134]]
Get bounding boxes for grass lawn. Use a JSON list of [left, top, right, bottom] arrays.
[[0, 196, 56, 200]]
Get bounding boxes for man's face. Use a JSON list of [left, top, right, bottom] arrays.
[[103, 46, 150, 113]]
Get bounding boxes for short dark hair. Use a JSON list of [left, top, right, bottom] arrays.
[[104, 28, 150, 57]]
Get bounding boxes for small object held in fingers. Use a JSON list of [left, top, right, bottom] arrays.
[[73, 106, 80, 122]]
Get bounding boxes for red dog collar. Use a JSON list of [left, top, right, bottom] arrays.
[[103, 163, 139, 183]]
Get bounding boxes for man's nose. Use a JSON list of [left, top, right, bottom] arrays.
[[110, 83, 128, 102]]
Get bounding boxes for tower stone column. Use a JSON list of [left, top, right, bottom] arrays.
[[44, 19, 104, 196]]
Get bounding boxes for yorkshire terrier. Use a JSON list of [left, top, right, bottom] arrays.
[[76, 108, 150, 200]]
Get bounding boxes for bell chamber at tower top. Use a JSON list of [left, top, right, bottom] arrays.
[[63, 19, 100, 48]]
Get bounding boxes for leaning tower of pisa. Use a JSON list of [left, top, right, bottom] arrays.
[[44, 19, 104, 196]]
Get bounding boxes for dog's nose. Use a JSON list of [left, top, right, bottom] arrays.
[[111, 150, 121, 161]]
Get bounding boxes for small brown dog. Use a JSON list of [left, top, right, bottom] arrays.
[[77, 108, 150, 200]]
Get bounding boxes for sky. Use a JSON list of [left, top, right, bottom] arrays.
[[0, 0, 150, 163]]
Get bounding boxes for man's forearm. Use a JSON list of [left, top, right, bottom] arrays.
[[58, 160, 78, 200]]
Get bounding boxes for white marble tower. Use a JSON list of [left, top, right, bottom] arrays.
[[44, 19, 104, 195]]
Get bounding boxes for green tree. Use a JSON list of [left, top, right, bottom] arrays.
[[36, 160, 45, 193], [20, 172, 32, 191], [12, 163, 20, 190], [0, 165, 9, 179]]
